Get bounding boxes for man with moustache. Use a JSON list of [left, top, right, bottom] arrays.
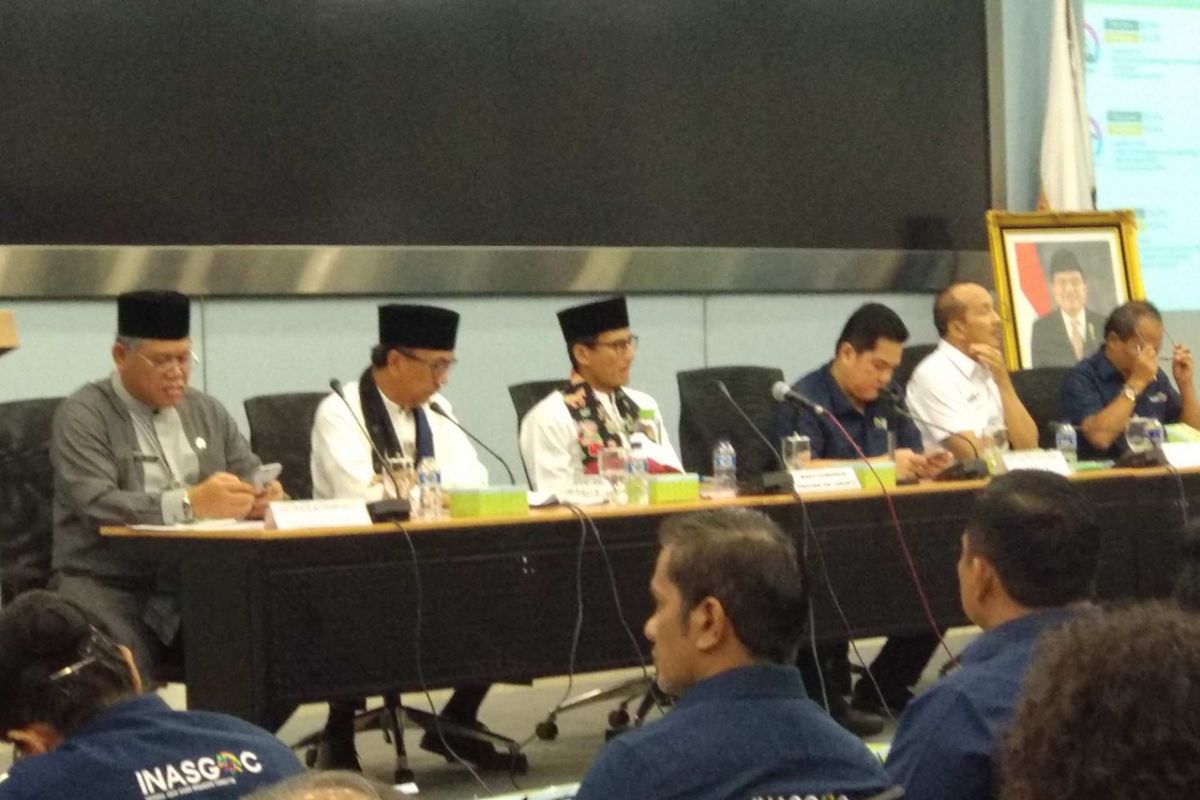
[[1031, 250, 1105, 367], [50, 291, 282, 680]]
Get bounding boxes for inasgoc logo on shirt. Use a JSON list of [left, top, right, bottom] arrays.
[[133, 750, 264, 799]]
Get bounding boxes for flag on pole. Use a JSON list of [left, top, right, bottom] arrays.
[[1038, 0, 1096, 211]]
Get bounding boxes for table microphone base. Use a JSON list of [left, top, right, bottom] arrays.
[[368, 498, 411, 522]]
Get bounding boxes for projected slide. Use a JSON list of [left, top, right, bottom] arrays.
[[1084, 0, 1200, 309]]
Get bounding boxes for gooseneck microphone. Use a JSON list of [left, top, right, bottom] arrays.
[[714, 380, 796, 494], [771, 381, 828, 416], [329, 378, 409, 517], [879, 386, 988, 480], [428, 401, 516, 485]]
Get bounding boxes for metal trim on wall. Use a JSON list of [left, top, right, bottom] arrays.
[[0, 246, 993, 298]]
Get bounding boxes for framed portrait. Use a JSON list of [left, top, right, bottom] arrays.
[[986, 210, 1143, 371]]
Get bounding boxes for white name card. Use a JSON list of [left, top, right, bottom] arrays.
[[1001, 449, 1072, 476], [266, 499, 373, 530], [790, 467, 863, 495], [1162, 442, 1200, 469]]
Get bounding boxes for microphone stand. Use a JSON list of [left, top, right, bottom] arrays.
[[713, 381, 795, 494], [329, 379, 411, 521]]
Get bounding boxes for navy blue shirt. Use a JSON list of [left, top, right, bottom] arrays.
[[886, 608, 1081, 800], [770, 363, 923, 459], [1061, 349, 1181, 459], [0, 694, 302, 800], [576, 664, 895, 800]]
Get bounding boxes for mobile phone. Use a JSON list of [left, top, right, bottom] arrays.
[[252, 462, 282, 490]]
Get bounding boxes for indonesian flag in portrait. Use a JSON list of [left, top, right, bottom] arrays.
[[1014, 243, 1053, 346], [1037, 0, 1096, 211]]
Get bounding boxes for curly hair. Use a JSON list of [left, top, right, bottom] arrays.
[[999, 602, 1200, 800]]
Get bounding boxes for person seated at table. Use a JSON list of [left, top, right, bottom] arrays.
[[1062, 300, 1200, 460], [886, 470, 1100, 800], [769, 302, 948, 736], [575, 508, 899, 800], [999, 602, 1200, 800], [50, 291, 282, 681], [519, 296, 682, 494], [309, 303, 507, 773], [906, 283, 1038, 460], [0, 590, 302, 800]]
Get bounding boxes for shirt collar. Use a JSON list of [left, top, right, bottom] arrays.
[[72, 694, 171, 737], [820, 363, 865, 418], [937, 338, 988, 382], [110, 372, 157, 419], [1061, 309, 1086, 328], [676, 663, 808, 709], [958, 606, 1083, 666]]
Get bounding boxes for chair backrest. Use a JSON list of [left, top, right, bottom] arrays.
[[1010, 366, 1073, 449], [243, 392, 328, 500], [508, 380, 564, 485], [893, 342, 938, 394], [0, 396, 63, 602], [676, 366, 786, 480]]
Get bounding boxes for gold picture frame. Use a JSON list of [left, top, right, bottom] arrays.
[[986, 209, 1143, 371]]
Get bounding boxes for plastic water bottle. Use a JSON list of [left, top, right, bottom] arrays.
[[1147, 418, 1166, 451], [712, 439, 738, 495], [1055, 423, 1077, 467], [626, 443, 651, 506], [416, 457, 444, 520]]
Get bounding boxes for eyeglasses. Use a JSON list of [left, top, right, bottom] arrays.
[[136, 350, 199, 373], [587, 335, 639, 355], [1134, 330, 1173, 363], [398, 348, 457, 377]]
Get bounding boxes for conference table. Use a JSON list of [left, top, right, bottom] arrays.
[[103, 467, 1195, 733]]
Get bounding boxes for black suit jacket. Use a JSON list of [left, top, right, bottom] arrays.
[[1031, 309, 1106, 367]]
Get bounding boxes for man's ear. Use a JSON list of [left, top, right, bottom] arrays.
[[6, 723, 62, 757], [967, 555, 998, 608], [690, 597, 730, 653], [834, 342, 855, 364], [571, 341, 591, 370], [118, 645, 143, 694]]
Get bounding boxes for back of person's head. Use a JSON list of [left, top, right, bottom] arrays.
[[244, 771, 404, 799], [1000, 602, 1200, 800], [1103, 300, 1162, 341], [1172, 519, 1200, 612], [835, 302, 909, 355], [0, 590, 137, 739], [965, 470, 1099, 608], [658, 508, 806, 663]]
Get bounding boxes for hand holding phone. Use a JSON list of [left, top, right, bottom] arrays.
[[252, 462, 283, 490]]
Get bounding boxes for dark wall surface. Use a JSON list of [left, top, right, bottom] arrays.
[[0, 1, 990, 247]]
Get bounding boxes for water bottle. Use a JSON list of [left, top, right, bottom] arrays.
[[626, 443, 651, 506], [416, 457, 444, 520], [712, 439, 738, 495], [1055, 423, 1077, 467], [1147, 418, 1166, 451]]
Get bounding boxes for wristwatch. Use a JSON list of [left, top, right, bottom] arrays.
[[1121, 383, 1139, 403], [181, 492, 195, 523]]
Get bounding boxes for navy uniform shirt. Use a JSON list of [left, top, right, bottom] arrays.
[[769, 363, 923, 459], [576, 664, 896, 800], [0, 694, 302, 800], [1061, 349, 1181, 459], [885, 608, 1080, 800]]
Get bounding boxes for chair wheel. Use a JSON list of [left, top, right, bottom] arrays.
[[304, 746, 318, 768], [608, 709, 630, 729], [535, 720, 558, 740]]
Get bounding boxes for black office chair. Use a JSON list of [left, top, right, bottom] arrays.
[[676, 366, 786, 481], [0, 396, 62, 604], [893, 342, 938, 395], [508, 379, 565, 485], [1010, 366, 1072, 449], [243, 392, 327, 499]]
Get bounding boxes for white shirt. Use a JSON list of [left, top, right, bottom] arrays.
[[518, 385, 682, 493], [904, 339, 1004, 450], [310, 380, 488, 500]]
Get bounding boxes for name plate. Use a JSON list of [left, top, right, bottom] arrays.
[[1001, 450, 1071, 476], [1162, 442, 1200, 469], [266, 499, 373, 530], [790, 467, 862, 494]]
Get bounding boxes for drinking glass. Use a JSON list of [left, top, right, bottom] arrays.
[[782, 435, 812, 470], [1125, 416, 1152, 454], [598, 446, 629, 503]]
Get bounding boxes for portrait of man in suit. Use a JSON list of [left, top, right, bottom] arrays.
[[1030, 250, 1106, 367]]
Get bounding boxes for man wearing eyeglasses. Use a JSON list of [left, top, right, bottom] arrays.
[[519, 296, 682, 493], [51, 291, 281, 682], [309, 304, 498, 773]]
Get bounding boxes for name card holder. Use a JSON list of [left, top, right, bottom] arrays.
[[790, 467, 863, 495], [266, 499, 373, 530], [1162, 442, 1200, 469], [1000, 449, 1071, 476]]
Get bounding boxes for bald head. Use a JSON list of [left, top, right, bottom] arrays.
[[934, 282, 1001, 350], [244, 772, 402, 800]]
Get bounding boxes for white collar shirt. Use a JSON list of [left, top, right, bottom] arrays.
[[903, 339, 1004, 451]]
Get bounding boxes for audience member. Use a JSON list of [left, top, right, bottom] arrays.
[[244, 771, 403, 799]]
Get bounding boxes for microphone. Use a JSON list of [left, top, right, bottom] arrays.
[[329, 378, 410, 521], [878, 385, 988, 481], [714, 381, 797, 495], [429, 401, 517, 485], [771, 381, 828, 416]]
